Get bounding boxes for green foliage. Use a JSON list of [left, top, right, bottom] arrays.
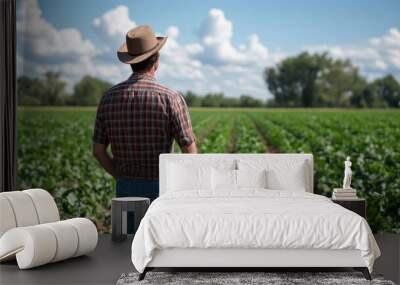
[[234, 114, 266, 153], [72, 76, 112, 106], [18, 72, 68, 106], [183, 92, 265, 108], [184, 91, 203, 107], [239, 95, 264, 108], [17, 73, 112, 107], [17, 109, 114, 232], [372, 75, 400, 107], [17, 108, 400, 234], [197, 114, 234, 152], [316, 59, 366, 107], [201, 93, 226, 107], [249, 110, 400, 233], [264, 52, 399, 108], [265, 52, 325, 107]]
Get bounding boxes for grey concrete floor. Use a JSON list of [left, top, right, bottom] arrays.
[[0, 235, 134, 285], [1, 234, 398, 285], [373, 233, 400, 284]]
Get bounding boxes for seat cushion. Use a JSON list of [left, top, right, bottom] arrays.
[[66, 218, 98, 257], [42, 221, 79, 262], [0, 189, 60, 238], [23, 189, 60, 224], [0, 191, 39, 228], [0, 196, 17, 237], [0, 226, 57, 269], [0, 218, 98, 269]]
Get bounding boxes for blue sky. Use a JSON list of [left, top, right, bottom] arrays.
[[17, 0, 400, 98]]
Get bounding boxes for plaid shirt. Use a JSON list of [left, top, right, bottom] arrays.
[[93, 73, 195, 180]]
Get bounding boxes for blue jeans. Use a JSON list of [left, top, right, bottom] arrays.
[[116, 178, 159, 234]]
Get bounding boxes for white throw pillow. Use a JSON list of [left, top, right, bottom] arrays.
[[212, 168, 237, 191], [167, 162, 212, 192], [236, 169, 267, 189], [266, 166, 306, 191], [237, 159, 308, 191]]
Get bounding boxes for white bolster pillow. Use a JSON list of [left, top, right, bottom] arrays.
[[0, 226, 57, 268], [23, 189, 60, 224], [65, 218, 98, 257], [0, 191, 39, 228], [0, 196, 17, 237], [42, 221, 79, 262], [0, 218, 98, 269], [0, 189, 60, 238]]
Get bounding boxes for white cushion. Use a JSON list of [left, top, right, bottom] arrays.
[[266, 168, 306, 191], [238, 159, 308, 191], [166, 162, 212, 192], [0, 226, 57, 269], [160, 154, 313, 194], [236, 169, 267, 189], [66, 218, 98, 257], [0, 218, 98, 269], [0, 191, 39, 227], [42, 221, 79, 262], [212, 168, 236, 191], [23, 189, 60, 223], [0, 189, 60, 238], [0, 196, 16, 237], [0, 189, 98, 269]]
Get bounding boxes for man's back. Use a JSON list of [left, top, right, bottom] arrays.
[[93, 73, 196, 180]]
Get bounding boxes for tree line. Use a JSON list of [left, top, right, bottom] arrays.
[[17, 72, 267, 108], [18, 73, 112, 106], [265, 52, 400, 108], [184, 92, 265, 107], [17, 52, 400, 108]]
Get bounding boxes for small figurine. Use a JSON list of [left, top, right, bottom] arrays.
[[342, 156, 352, 189]]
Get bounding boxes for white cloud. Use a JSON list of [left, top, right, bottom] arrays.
[[369, 28, 400, 48], [92, 5, 136, 46], [17, 0, 97, 63], [155, 20, 273, 98], [158, 26, 204, 81], [17, 0, 130, 91], [157, 8, 279, 99], [166, 26, 179, 39], [196, 9, 269, 66], [305, 27, 400, 80]]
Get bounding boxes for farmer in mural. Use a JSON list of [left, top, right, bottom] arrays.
[[92, 25, 197, 231]]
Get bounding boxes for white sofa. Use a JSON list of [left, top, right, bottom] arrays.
[[0, 189, 98, 269]]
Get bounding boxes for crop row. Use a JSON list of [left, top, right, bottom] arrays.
[[18, 110, 114, 232], [16, 109, 400, 233], [248, 111, 400, 233]]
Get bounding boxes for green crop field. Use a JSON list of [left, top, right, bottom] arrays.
[[17, 107, 400, 233]]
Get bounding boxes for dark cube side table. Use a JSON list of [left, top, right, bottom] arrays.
[[112, 197, 150, 242], [332, 198, 366, 219]]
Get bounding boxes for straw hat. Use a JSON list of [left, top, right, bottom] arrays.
[[117, 25, 167, 64]]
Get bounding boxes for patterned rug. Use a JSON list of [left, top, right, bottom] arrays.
[[116, 271, 395, 285]]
